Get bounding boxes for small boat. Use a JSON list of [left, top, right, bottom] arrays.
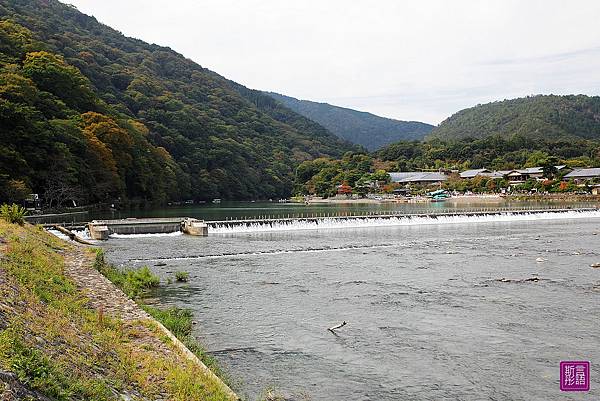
[[430, 195, 448, 202], [212, 198, 221, 204], [428, 189, 451, 202]]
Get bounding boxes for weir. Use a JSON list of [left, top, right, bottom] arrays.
[[206, 207, 600, 234], [70, 206, 599, 239], [88, 217, 207, 240]]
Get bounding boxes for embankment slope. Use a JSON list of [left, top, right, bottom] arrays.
[[0, 221, 236, 401]]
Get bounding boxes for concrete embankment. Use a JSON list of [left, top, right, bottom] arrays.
[[0, 221, 237, 401]]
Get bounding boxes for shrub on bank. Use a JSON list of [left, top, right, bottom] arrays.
[[93, 251, 159, 298], [0, 203, 27, 225]]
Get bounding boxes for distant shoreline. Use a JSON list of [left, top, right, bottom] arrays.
[[302, 194, 600, 205]]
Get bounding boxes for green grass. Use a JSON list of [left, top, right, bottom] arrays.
[[0, 224, 116, 400], [0, 203, 27, 225], [141, 305, 193, 338], [0, 223, 235, 401], [0, 328, 113, 401], [175, 271, 190, 282], [93, 250, 159, 298]]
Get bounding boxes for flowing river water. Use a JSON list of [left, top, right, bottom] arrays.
[[99, 202, 600, 400]]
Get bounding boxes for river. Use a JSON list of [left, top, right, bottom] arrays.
[[100, 203, 600, 400]]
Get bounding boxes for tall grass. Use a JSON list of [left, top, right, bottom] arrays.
[[0, 203, 27, 225], [93, 250, 159, 298]]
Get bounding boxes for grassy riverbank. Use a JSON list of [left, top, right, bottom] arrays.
[[92, 252, 228, 381], [0, 221, 236, 400]]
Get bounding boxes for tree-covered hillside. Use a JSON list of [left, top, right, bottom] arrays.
[[429, 95, 600, 141], [376, 136, 600, 172], [0, 0, 356, 206], [266, 92, 434, 151]]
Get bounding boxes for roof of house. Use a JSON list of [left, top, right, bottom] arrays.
[[388, 171, 448, 183], [509, 166, 566, 175], [563, 168, 600, 178], [459, 169, 490, 179], [517, 167, 543, 174], [480, 171, 505, 179]]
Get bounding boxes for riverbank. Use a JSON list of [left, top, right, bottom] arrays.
[[301, 193, 600, 205], [0, 221, 237, 400], [505, 193, 600, 202]]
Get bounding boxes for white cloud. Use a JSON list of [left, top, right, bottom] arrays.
[[65, 0, 600, 124]]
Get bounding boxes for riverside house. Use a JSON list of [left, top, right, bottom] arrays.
[[459, 166, 568, 185], [459, 169, 491, 179], [563, 168, 600, 184], [388, 171, 448, 186], [459, 169, 505, 179]]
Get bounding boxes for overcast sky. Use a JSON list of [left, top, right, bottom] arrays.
[[66, 0, 600, 124]]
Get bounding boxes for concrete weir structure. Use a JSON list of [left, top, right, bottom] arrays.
[[88, 217, 208, 240]]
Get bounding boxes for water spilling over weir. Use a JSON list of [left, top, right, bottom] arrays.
[[49, 207, 600, 239], [208, 207, 600, 234]]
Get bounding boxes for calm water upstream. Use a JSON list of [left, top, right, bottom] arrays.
[[101, 205, 600, 401]]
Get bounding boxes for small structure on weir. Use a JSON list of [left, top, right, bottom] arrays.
[[88, 217, 208, 240]]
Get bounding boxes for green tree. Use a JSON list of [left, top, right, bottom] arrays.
[[22, 51, 97, 111]]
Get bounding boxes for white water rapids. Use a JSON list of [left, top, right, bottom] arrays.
[[209, 210, 600, 234]]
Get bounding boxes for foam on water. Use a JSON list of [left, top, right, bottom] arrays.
[[48, 227, 182, 240], [46, 228, 72, 241], [109, 231, 183, 239], [210, 210, 600, 234], [47, 228, 94, 241], [73, 228, 91, 240], [130, 243, 396, 262]]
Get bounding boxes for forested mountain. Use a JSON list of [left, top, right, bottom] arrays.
[[0, 0, 356, 206], [266, 92, 434, 151], [429, 95, 600, 141], [375, 135, 600, 172]]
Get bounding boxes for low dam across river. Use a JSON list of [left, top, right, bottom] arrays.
[[43, 206, 599, 240]]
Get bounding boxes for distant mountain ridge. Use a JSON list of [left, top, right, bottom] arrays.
[[266, 92, 434, 151], [429, 94, 600, 141]]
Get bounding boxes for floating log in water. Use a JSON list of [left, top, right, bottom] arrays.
[[496, 276, 541, 283], [328, 321, 347, 333], [53, 225, 94, 245]]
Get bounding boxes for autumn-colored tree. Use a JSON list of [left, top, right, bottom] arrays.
[[382, 184, 395, 193], [4, 179, 30, 203], [337, 182, 352, 195], [82, 112, 134, 176], [0, 20, 35, 59]]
